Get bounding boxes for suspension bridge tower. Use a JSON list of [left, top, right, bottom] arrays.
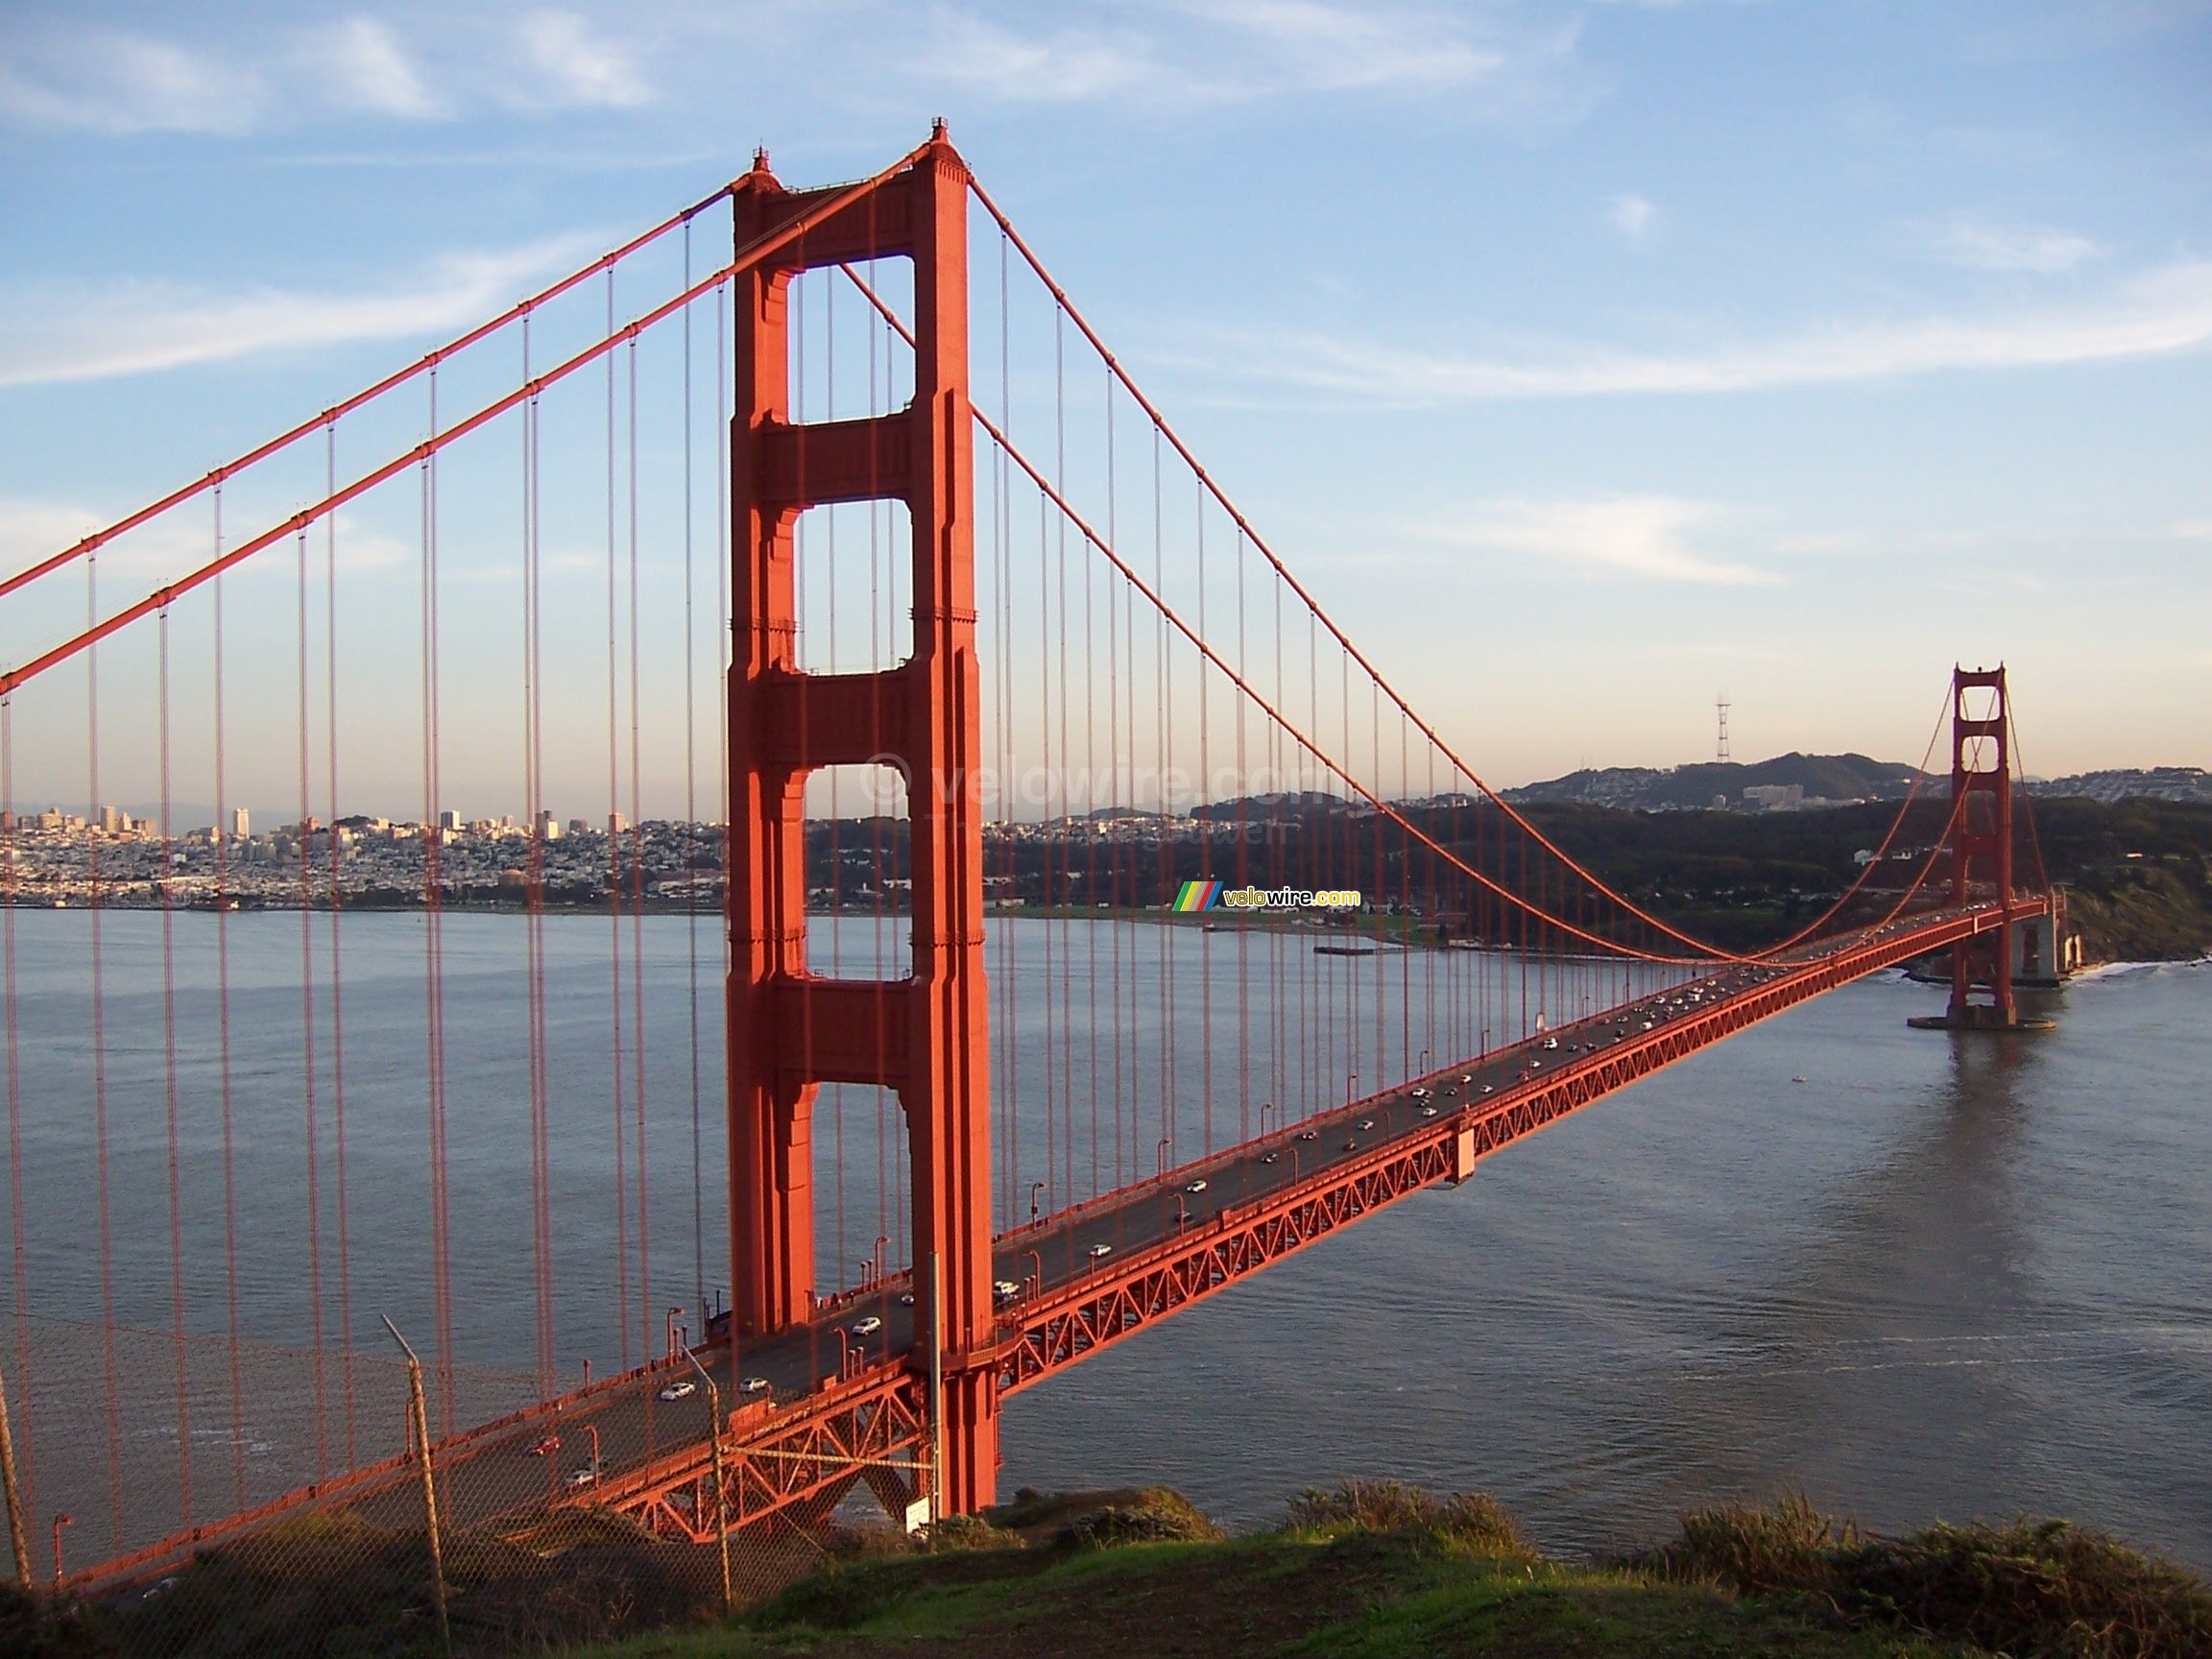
[[725, 126, 998, 1513]]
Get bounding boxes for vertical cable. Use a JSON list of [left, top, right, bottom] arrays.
[[605, 270, 631, 1375], [421, 367, 455, 1430], [627, 338, 651, 1362], [87, 551, 121, 1552], [325, 423, 356, 1465], [683, 219, 708, 1330], [0, 695, 32, 1529], [296, 526, 327, 1479], [156, 607, 191, 1523], [211, 495, 244, 1513]]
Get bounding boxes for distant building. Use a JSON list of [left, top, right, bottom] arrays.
[[1742, 783, 1805, 811], [230, 807, 250, 839], [537, 809, 563, 841], [609, 812, 628, 836], [439, 808, 463, 833]]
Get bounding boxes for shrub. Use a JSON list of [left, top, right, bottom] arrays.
[[1284, 1479, 1529, 1556], [1054, 1488, 1221, 1551], [1651, 1496, 2212, 1659]]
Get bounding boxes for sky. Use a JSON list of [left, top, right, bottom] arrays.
[[2, 0, 2208, 812]]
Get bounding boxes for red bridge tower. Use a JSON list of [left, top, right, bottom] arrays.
[[1945, 663, 2017, 1027], [725, 128, 997, 1513]]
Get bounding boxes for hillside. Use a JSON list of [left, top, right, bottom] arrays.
[[557, 1481, 2210, 1659]]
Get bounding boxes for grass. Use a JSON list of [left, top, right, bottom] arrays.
[[33, 1484, 2206, 1657], [556, 1484, 2211, 1659]]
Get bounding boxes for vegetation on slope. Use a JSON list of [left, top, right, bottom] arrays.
[[565, 1481, 2211, 1659]]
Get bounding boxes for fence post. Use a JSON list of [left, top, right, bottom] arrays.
[[383, 1316, 451, 1658], [0, 1355, 31, 1587]]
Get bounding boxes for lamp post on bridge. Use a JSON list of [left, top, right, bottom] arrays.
[[49, 1513, 70, 1593], [1157, 1138, 1172, 1180], [1028, 1183, 1047, 1226], [680, 1344, 733, 1615], [666, 1306, 685, 1359]]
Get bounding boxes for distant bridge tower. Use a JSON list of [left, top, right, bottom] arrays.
[[726, 126, 997, 1514], [1945, 664, 2016, 1027]]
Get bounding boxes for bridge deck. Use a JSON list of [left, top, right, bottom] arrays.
[[69, 900, 2044, 1587]]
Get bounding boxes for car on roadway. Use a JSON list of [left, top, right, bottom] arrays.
[[529, 1435, 561, 1458], [899, 1292, 915, 1306], [851, 1315, 883, 1335], [993, 1279, 1020, 1303], [1357, 1118, 1375, 1131], [1341, 1138, 1358, 1151], [658, 1380, 697, 1402], [565, 1462, 603, 1491], [1459, 1074, 1472, 1085], [739, 1376, 771, 1394], [1410, 1087, 1430, 1099], [1419, 1105, 1438, 1118], [1297, 1129, 1318, 1142], [1185, 1178, 1208, 1193], [1262, 1151, 1280, 1164], [1087, 1242, 1113, 1259]]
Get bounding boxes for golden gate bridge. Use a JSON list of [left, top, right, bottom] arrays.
[[0, 127, 2054, 1611]]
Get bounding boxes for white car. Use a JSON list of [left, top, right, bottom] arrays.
[[1185, 1178, 1208, 1193], [1410, 1087, 1430, 1099], [739, 1376, 771, 1395], [851, 1315, 883, 1335], [1087, 1242, 1113, 1259], [1419, 1105, 1438, 1118], [1261, 1151, 1280, 1164], [1357, 1118, 1375, 1131], [993, 1279, 1020, 1303], [565, 1462, 602, 1490], [657, 1380, 697, 1402]]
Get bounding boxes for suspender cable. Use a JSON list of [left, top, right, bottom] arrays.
[[326, 423, 357, 1464], [296, 526, 328, 1480], [87, 552, 121, 1553], [604, 271, 631, 1377], [157, 610, 189, 1524]]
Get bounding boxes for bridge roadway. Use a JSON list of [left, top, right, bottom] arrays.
[[71, 898, 2044, 1586]]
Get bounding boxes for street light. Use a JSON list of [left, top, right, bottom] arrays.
[[1028, 1182, 1047, 1225], [50, 1513, 71, 1592], [1157, 1138, 1172, 1179], [666, 1307, 685, 1358], [1022, 1248, 1042, 1297], [1259, 1101, 1276, 1139], [681, 1343, 733, 1614]]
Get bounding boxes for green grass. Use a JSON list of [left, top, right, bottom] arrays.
[[556, 1483, 2212, 1659]]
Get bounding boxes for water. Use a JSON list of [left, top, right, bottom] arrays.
[[3, 909, 2206, 1572], [999, 959, 2212, 1571]]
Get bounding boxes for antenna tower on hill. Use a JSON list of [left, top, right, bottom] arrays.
[[1716, 692, 1731, 763]]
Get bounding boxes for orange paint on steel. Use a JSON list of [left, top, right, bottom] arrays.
[[725, 126, 999, 1513]]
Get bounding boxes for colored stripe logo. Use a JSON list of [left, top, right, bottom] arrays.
[[1172, 879, 1222, 913]]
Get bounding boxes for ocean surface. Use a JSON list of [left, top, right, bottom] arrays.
[[2, 910, 2205, 1571]]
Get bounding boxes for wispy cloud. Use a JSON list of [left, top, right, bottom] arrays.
[[1919, 214, 2104, 274], [1202, 258, 2212, 401], [909, 0, 1578, 115], [1609, 193, 1656, 239], [0, 29, 265, 135], [0, 238, 593, 387], [1422, 496, 1778, 585], [0, 11, 652, 136], [512, 11, 651, 109]]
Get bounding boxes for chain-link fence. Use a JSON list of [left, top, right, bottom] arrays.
[[0, 1317, 847, 1656]]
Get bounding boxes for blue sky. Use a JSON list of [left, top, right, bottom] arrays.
[[2, 0, 2208, 803]]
